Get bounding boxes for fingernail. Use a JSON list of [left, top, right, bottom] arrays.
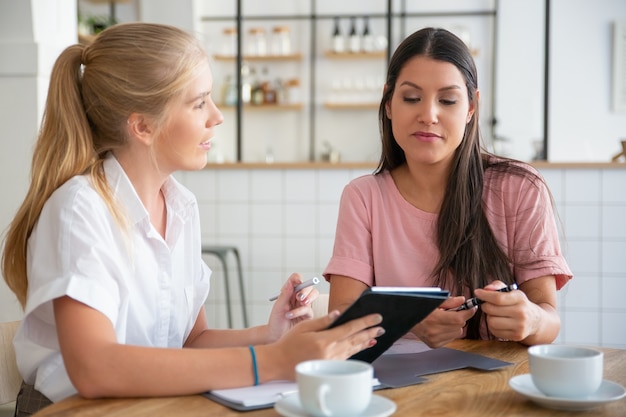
[[329, 310, 340, 319], [368, 339, 377, 347], [285, 312, 294, 319], [375, 314, 383, 323], [376, 328, 385, 337], [298, 293, 305, 301]]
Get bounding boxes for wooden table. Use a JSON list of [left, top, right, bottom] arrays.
[[33, 340, 626, 417]]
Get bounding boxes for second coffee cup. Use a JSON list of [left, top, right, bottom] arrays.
[[528, 344, 603, 398]]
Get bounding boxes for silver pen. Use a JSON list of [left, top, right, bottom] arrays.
[[452, 283, 518, 311], [268, 277, 320, 302]]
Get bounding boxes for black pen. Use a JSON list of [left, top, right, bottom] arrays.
[[452, 283, 518, 311]]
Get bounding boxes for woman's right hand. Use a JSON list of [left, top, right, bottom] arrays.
[[410, 296, 476, 348], [260, 311, 384, 381]]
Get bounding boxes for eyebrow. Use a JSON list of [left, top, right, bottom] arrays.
[[188, 91, 210, 103], [399, 81, 462, 92]]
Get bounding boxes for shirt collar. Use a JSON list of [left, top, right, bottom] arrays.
[[102, 154, 197, 227]]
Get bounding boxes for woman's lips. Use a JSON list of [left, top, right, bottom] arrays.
[[413, 132, 441, 143]]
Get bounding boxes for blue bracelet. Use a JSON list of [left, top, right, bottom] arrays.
[[249, 345, 259, 386]]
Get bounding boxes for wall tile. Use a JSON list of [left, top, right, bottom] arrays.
[[563, 310, 600, 345], [602, 241, 626, 275], [198, 201, 217, 240], [250, 170, 284, 202], [250, 236, 283, 270], [185, 169, 218, 202], [563, 240, 601, 275], [602, 205, 626, 239], [563, 169, 601, 203], [250, 203, 284, 235], [538, 168, 564, 203], [217, 203, 250, 236], [318, 203, 340, 236], [563, 205, 600, 239], [318, 169, 351, 202], [285, 170, 317, 202], [318, 236, 335, 273], [602, 276, 626, 310], [602, 169, 626, 203], [285, 237, 318, 270], [601, 312, 626, 348], [285, 203, 317, 236], [559, 275, 600, 309], [217, 170, 249, 202]]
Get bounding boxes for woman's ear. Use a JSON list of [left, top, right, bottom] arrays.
[[384, 84, 392, 119], [127, 113, 154, 146], [467, 89, 479, 123]]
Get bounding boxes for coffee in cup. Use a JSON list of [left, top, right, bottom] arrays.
[[528, 344, 603, 398], [296, 359, 373, 417]]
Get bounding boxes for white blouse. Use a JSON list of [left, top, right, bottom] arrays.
[[14, 155, 211, 401]]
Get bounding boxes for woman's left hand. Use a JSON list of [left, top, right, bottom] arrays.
[[475, 278, 558, 344], [266, 273, 319, 343]]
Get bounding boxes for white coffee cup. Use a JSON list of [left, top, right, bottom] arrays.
[[528, 344, 603, 398], [296, 359, 373, 417]]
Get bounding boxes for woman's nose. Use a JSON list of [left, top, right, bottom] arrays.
[[418, 101, 438, 125]]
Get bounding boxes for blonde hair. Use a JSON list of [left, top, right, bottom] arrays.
[[2, 22, 209, 307]]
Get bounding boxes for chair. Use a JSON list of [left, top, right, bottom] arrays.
[[0, 321, 21, 415], [201, 245, 248, 328]]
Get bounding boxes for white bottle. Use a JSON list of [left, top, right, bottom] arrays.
[[348, 16, 361, 53], [362, 16, 375, 53], [332, 17, 345, 53]]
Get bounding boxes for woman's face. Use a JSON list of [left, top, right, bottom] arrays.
[[156, 63, 223, 173], [385, 55, 476, 169]]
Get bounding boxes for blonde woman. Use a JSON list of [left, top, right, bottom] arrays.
[[2, 22, 382, 415]]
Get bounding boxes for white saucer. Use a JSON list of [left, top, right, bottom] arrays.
[[274, 393, 396, 417], [509, 374, 626, 411]]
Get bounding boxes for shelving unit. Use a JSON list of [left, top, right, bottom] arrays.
[[198, 1, 497, 163]]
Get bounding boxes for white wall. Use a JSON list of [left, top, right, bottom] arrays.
[[0, 0, 77, 321], [548, 0, 626, 161]]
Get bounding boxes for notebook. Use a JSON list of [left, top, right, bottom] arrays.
[[327, 286, 449, 363]]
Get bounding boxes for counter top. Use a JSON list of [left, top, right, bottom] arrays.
[[203, 161, 626, 170]]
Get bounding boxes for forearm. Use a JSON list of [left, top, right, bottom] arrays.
[[185, 325, 270, 348], [519, 303, 561, 346], [70, 342, 283, 398]]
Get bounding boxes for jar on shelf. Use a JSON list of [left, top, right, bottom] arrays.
[[221, 27, 237, 56], [285, 78, 301, 105], [247, 27, 267, 56], [271, 26, 292, 55]]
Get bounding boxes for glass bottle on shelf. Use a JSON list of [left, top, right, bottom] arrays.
[[240, 62, 252, 104], [221, 27, 237, 56], [247, 27, 267, 56], [250, 66, 264, 105], [362, 16, 375, 53], [271, 26, 292, 55], [348, 16, 360, 53], [222, 75, 237, 106], [332, 17, 345, 53]]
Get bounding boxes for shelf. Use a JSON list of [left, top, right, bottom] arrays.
[[220, 103, 303, 110], [324, 51, 386, 59], [324, 102, 379, 109], [213, 53, 302, 61]]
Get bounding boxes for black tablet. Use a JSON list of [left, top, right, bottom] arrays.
[[328, 287, 449, 363]]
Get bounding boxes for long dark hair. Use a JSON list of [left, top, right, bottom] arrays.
[[376, 27, 542, 338]]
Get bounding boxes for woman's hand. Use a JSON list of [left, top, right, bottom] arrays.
[[410, 296, 477, 348], [265, 273, 319, 343], [475, 277, 559, 345], [260, 310, 384, 381]]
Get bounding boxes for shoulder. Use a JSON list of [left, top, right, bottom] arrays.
[[343, 171, 392, 197], [484, 156, 545, 191]]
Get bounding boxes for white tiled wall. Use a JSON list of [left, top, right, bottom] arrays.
[[178, 166, 626, 349]]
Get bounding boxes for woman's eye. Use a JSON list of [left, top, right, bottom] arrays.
[[403, 97, 420, 103], [440, 99, 457, 105], [195, 100, 206, 109]]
